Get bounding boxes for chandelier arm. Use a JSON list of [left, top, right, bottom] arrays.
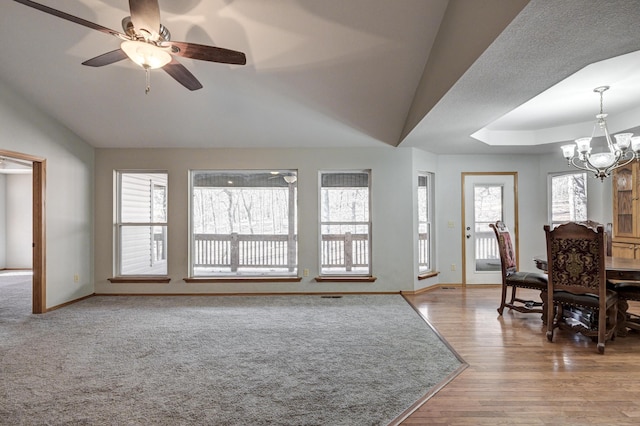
[[602, 122, 616, 152], [604, 153, 636, 175], [568, 157, 599, 176], [584, 150, 622, 173]]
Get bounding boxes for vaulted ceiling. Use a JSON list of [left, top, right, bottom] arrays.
[[1, 0, 640, 155]]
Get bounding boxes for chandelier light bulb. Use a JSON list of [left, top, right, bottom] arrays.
[[561, 144, 575, 160], [614, 133, 633, 151], [575, 137, 592, 155]]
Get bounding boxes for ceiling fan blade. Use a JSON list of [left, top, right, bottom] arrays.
[[163, 59, 203, 91], [167, 41, 247, 65], [129, 0, 161, 40], [12, 0, 125, 38], [82, 49, 128, 67]]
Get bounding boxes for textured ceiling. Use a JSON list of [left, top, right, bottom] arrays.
[[1, 0, 640, 155], [401, 0, 640, 155]]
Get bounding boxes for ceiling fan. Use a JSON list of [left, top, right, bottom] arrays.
[[13, 0, 247, 93]]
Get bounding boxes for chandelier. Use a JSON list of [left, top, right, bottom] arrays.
[[561, 86, 640, 181]]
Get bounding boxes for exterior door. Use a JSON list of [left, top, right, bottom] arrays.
[[463, 173, 517, 285]]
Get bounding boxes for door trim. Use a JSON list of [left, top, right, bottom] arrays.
[[0, 149, 46, 313], [461, 172, 518, 286]]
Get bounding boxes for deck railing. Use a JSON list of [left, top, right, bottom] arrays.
[[476, 230, 498, 260], [193, 232, 369, 272], [320, 232, 368, 271], [418, 232, 429, 268], [193, 231, 495, 273], [194, 233, 297, 272]]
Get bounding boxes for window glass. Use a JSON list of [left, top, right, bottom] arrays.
[[474, 184, 503, 272], [550, 172, 587, 226], [320, 171, 371, 275], [418, 173, 433, 273], [117, 171, 168, 276], [190, 170, 297, 276]]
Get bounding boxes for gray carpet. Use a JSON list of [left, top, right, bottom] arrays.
[[0, 275, 464, 425]]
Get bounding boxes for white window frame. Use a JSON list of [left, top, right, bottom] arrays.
[[418, 172, 434, 273], [548, 171, 588, 227], [188, 169, 298, 277], [319, 170, 372, 276], [115, 170, 168, 277]]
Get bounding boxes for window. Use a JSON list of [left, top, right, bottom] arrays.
[[116, 171, 168, 276], [320, 171, 371, 276], [418, 173, 434, 273], [190, 170, 297, 276], [549, 172, 587, 227]]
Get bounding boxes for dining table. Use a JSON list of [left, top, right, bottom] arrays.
[[534, 255, 640, 335], [534, 255, 640, 280]]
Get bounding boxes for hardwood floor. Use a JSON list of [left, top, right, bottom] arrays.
[[403, 286, 640, 425]]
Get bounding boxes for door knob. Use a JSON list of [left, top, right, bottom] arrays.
[[466, 234, 471, 239]]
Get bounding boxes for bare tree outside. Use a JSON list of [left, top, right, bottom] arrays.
[[191, 170, 297, 276], [551, 172, 587, 226], [320, 171, 371, 275]]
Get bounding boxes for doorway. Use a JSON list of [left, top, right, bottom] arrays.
[[0, 149, 46, 313], [462, 172, 517, 285]]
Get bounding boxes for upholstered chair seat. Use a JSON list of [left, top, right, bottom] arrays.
[[506, 271, 548, 290], [553, 290, 618, 309]]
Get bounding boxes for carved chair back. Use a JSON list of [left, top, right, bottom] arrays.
[[490, 221, 517, 277], [544, 221, 606, 297]]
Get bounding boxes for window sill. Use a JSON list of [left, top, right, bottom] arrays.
[[418, 271, 439, 280], [314, 276, 377, 283], [108, 276, 171, 284], [184, 276, 302, 283]]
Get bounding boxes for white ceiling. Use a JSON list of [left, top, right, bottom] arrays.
[[2, 0, 640, 155]]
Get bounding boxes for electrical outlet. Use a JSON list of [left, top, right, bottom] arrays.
[[447, 221, 455, 228], [450, 264, 456, 271], [73, 273, 80, 283], [303, 269, 309, 277]]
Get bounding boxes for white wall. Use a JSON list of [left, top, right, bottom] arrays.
[[95, 147, 614, 293], [0, 75, 615, 299], [0, 174, 5, 268], [6, 174, 31, 268], [0, 79, 94, 308], [411, 148, 439, 291], [94, 147, 418, 294]]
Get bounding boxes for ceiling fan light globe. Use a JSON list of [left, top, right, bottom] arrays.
[[121, 40, 171, 69]]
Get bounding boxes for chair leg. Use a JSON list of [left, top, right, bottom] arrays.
[[610, 302, 618, 342], [598, 305, 606, 354], [616, 299, 629, 337], [497, 283, 508, 315], [546, 302, 557, 342]]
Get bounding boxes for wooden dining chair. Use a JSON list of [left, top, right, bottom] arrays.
[[544, 221, 618, 354], [490, 221, 547, 317]]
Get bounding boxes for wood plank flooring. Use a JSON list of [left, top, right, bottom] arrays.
[[403, 286, 640, 425]]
